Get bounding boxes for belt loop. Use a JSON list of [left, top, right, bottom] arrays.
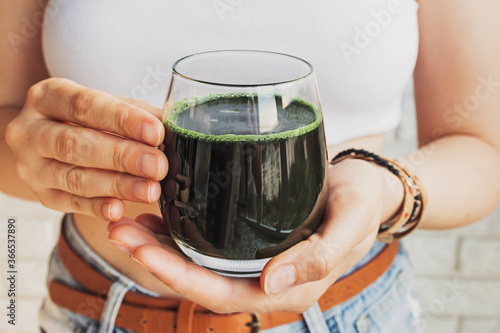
[[176, 300, 197, 333], [98, 279, 135, 333], [302, 302, 330, 333]]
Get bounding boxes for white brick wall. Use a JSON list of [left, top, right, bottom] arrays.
[[459, 238, 500, 276], [0, 82, 499, 332], [460, 318, 500, 333]]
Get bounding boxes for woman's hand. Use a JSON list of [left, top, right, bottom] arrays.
[[108, 159, 403, 313], [5, 78, 168, 221]]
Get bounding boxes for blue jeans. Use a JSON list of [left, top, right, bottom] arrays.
[[39, 214, 421, 332]]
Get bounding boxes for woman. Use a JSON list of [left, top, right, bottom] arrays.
[[1, 0, 499, 332]]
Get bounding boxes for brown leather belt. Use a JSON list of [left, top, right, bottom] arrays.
[[49, 228, 399, 333]]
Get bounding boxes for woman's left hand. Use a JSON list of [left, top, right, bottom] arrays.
[[108, 159, 402, 313]]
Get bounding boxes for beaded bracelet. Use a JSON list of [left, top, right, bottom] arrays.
[[330, 149, 427, 243]]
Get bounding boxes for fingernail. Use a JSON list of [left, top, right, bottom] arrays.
[[131, 255, 153, 273], [131, 180, 151, 202], [150, 182, 161, 202], [105, 202, 120, 221], [137, 153, 160, 179], [109, 239, 131, 255], [265, 265, 297, 295], [137, 122, 160, 146]]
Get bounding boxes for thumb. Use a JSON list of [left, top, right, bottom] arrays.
[[260, 193, 378, 296]]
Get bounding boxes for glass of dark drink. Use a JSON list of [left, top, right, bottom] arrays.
[[159, 50, 328, 277]]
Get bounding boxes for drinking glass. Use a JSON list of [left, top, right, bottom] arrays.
[[159, 50, 328, 277]]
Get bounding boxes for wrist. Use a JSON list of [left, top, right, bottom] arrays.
[[378, 163, 405, 223], [328, 158, 403, 223], [330, 149, 427, 242]]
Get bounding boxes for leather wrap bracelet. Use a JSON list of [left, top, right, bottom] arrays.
[[330, 149, 427, 243]]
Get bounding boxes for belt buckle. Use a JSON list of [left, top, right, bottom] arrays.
[[245, 313, 261, 333]]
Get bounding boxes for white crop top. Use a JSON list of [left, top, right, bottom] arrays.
[[42, 0, 419, 146]]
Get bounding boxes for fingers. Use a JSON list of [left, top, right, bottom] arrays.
[[163, 145, 181, 176], [135, 213, 170, 235], [180, 218, 219, 255], [119, 97, 163, 120], [107, 215, 329, 313], [7, 78, 170, 221], [160, 178, 177, 202], [106, 217, 250, 312], [38, 188, 125, 221], [34, 121, 168, 180], [131, 243, 319, 313], [39, 159, 161, 204], [132, 244, 259, 313], [108, 215, 169, 236], [28, 78, 164, 146], [108, 218, 177, 253], [109, 222, 163, 251], [260, 162, 387, 295], [261, 190, 379, 295]]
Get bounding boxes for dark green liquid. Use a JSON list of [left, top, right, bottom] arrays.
[[160, 95, 327, 260]]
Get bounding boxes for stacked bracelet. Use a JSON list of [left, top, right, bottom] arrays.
[[330, 149, 427, 243]]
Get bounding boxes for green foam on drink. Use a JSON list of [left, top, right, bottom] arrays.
[[163, 93, 322, 143]]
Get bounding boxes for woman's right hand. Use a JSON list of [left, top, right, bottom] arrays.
[[5, 78, 168, 221]]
